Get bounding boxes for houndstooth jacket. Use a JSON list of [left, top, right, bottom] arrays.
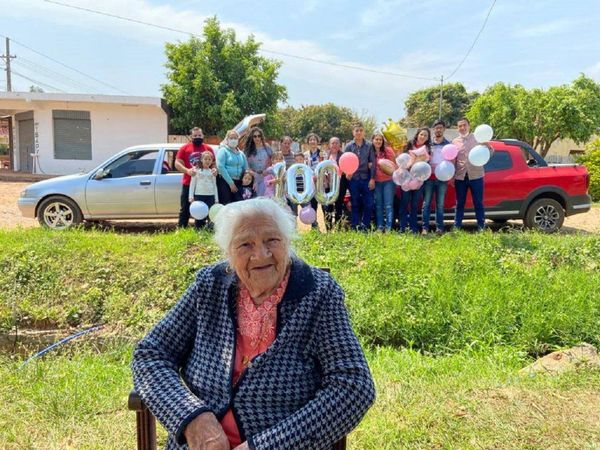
[[132, 257, 375, 450]]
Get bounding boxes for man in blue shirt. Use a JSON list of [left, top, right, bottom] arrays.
[[344, 122, 376, 230]]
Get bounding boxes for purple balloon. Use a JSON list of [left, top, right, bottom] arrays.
[[442, 144, 459, 160], [299, 206, 316, 224]]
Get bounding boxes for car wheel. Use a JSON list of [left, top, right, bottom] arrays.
[[524, 198, 564, 233], [37, 196, 83, 229]]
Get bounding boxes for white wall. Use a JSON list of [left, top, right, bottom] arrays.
[[26, 101, 167, 175]]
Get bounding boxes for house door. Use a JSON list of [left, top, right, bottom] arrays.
[[18, 118, 34, 173]]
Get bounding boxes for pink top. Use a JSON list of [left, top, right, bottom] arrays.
[[220, 271, 290, 448], [374, 147, 396, 182]]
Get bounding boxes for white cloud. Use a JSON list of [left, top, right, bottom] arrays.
[[5, 0, 463, 121], [512, 18, 579, 39], [584, 62, 600, 81]]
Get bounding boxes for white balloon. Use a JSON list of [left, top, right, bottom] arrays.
[[286, 163, 315, 205], [409, 161, 432, 182], [473, 124, 493, 143], [208, 203, 223, 222], [434, 160, 455, 181], [396, 153, 411, 170], [468, 145, 491, 167], [190, 201, 209, 220]]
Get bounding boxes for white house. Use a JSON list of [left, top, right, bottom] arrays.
[[0, 92, 168, 175]]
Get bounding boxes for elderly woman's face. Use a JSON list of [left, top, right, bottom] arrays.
[[229, 214, 289, 297]]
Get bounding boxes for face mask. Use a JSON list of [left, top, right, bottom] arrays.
[[192, 137, 203, 145], [228, 139, 239, 147]]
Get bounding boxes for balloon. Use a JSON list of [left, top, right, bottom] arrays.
[[401, 180, 412, 192], [392, 168, 411, 186], [410, 161, 432, 182], [468, 144, 491, 166], [299, 205, 316, 224], [339, 152, 359, 175], [272, 162, 287, 203], [382, 119, 407, 151], [189, 201, 209, 220], [434, 161, 455, 182], [441, 144, 459, 160], [474, 124, 493, 143], [208, 203, 223, 222], [378, 159, 396, 176], [408, 178, 423, 190], [286, 163, 315, 205], [314, 160, 340, 205], [396, 153, 411, 170]]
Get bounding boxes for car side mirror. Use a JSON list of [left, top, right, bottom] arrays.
[[93, 169, 106, 180]]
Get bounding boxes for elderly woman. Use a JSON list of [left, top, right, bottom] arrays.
[[132, 198, 375, 450]]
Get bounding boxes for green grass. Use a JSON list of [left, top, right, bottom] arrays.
[[1, 228, 599, 356], [1, 343, 598, 449]]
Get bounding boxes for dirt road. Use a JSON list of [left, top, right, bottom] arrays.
[[1, 181, 598, 233]]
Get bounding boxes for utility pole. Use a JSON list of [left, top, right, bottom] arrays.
[[438, 75, 444, 120], [1, 37, 16, 92]]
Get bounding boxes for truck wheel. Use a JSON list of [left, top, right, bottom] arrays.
[[37, 196, 83, 229], [524, 198, 564, 233]]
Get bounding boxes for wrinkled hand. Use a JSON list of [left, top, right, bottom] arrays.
[[368, 179, 375, 190], [229, 183, 238, 193], [233, 442, 250, 450], [184, 412, 230, 450]]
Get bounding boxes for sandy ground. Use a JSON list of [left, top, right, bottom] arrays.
[[1, 181, 598, 233]]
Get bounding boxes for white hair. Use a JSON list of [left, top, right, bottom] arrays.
[[213, 198, 297, 257]]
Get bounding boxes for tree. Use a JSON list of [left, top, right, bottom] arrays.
[[404, 82, 478, 128], [272, 103, 376, 142], [468, 75, 600, 157], [577, 139, 600, 201], [29, 85, 44, 93], [162, 17, 287, 137]]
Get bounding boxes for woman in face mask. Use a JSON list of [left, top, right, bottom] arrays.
[[216, 130, 248, 205]]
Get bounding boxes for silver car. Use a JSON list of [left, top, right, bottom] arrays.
[[18, 114, 265, 229]]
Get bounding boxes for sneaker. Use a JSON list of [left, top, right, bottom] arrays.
[[421, 229, 428, 235], [435, 229, 444, 235]]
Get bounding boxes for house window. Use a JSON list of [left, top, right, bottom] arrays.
[[53, 110, 92, 160]]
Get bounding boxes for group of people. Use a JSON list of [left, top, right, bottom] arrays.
[[174, 117, 488, 233]]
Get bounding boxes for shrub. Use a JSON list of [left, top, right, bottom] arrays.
[[577, 139, 600, 201], [0, 144, 8, 156]]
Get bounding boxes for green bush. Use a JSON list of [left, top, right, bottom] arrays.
[[0, 144, 8, 156], [577, 139, 600, 201], [1, 229, 599, 356]]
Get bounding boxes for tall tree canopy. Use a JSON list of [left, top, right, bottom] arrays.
[[272, 103, 375, 142], [162, 17, 287, 137], [467, 75, 600, 157], [404, 82, 478, 128]]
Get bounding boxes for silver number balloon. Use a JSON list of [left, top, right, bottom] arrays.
[[286, 163, 315, 205], [272, 162, 287, 203], [314, 160, 340, 206]]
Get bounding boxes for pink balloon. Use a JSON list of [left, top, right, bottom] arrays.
[[392, 168, 410, 186], [442, 144, 459, 161], [339, 152, 359, 175], [299, 206, 316, 224], [407, 178, 423, 190]]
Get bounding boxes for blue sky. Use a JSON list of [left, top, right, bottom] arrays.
[[2, 0, 600, 125]]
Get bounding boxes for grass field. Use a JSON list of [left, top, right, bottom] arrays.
[[1, 228, 599, 449]]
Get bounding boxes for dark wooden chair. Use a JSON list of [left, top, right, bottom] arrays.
[[128, 267, 346, 450]]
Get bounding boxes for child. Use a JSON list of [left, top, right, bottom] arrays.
[[241, 171, 256, 200], [189, 151, 218, 229], [263, 152, 285, 198]]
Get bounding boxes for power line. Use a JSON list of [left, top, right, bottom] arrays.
[[11, 69, 66, 92], [0, 32, 128, 94], [13, 57, 99, 92], [446, 0, 497, 80], [42, 0, 439, 82]]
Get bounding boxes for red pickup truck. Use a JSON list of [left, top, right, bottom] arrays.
[[439, 139, 591, 232]]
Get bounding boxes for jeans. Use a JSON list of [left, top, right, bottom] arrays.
[[422, 179, 448, 231], [454, 176, 485, 229], [374, 180, 395, 230], [348, 177, 374, 230], [193, 194, 215, 229], [398, 187, 423, 233], [178, 184, 191, 227]]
